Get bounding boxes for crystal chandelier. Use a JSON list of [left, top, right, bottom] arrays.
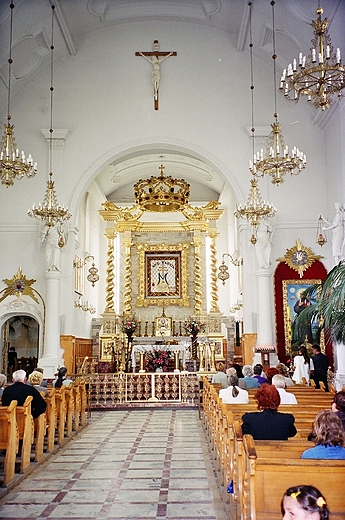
[[234, 1, 276, 245], [279, 6, 345, 111], [0, 2, 37, 187], [234, 177, 277, 244], [250, 0, 306, 186], [27, 5, 71, 241]]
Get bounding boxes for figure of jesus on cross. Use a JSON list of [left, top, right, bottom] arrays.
[[136, 40, 177, 110]]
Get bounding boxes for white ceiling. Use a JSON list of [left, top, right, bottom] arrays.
[[0, 0, 344, 201]]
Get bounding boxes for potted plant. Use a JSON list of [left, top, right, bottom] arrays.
[[145, 348, 171, 372]]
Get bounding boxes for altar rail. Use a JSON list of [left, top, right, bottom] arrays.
[[83, 372, 199, 409]]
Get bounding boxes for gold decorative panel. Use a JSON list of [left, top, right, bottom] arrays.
[[136, 242, 190, 307]]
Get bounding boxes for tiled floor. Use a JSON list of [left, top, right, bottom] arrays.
[[0, 409, 227, 520]]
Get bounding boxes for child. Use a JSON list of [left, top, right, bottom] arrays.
[[281, 485, 329, 520]]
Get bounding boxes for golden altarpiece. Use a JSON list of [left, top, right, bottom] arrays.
[[98, 164, 226, 374]]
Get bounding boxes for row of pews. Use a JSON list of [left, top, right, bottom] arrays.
[[202, 378, 345, 520], [0, 379, 87, 489]]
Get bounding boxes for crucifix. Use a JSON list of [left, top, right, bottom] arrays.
[[135, 40, 177, 110]]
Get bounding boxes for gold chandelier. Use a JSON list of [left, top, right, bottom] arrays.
[[27, 4, 71, 241], [234, 176, 277, 244], [0, 2, 37, 187], [133, 161, 190, 212], [279, 6, 345, 111], [251, 0, 306, 186]]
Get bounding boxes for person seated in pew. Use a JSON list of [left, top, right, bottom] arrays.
[[276, 362, 294, 387], [34, 367, 48, 387], [281, 485, 330, 520], [2, 369, 46, 418], [272, 374, 298, 404], [241, 384, 297, 440], [226, 367, 247, 389], [240, 365, 259, 389], [211, 361, 228, 389], [253, 364, 268, 386], [0, 373, 6, 398], [52, 367, 73, 388], [28, 370, 49, 397], [301, 409, 345, 459], [331, 390, 345, 431], [266, 367, 279, 384], [219, 373, 249, 404]]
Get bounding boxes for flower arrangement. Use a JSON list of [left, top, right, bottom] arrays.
[[122, 316, 137, 334], [184, 317, 205, 335], [145, 348, 171, 372]]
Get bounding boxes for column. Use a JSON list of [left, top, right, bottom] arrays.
[[38, 270, 64, 377], [192, 231, 203, 314], [253, 267, 279, 366], [208, 229, 220, 314], [104, 228, 115, 313], [123, 231, 133, 314], [334, 342, 345, 390]]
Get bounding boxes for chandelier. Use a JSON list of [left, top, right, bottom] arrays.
[[250, 0, 306, 186], [279, 6, 345, 111], [234, 177, 277, 245], [27, 5, 71, 242], [0, 2, 37, 187], [133, 161, 190, 212]]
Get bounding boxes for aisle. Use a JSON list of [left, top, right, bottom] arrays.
[[0, 409, 227, 520]]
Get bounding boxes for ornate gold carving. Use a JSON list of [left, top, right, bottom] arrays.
[[133, 164, 190, 213], [1, 267, 39, 304], [277, 239, 322, 278], [100, 201, 143, 221], [208, 230, 220, 313], [136, 242, 190, 307], [104, 231, 115, 312], [123, 233, 133, 314], [192, 232, 203, 314]]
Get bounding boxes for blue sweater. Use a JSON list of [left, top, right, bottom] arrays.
[[301, 444, 345, 459]]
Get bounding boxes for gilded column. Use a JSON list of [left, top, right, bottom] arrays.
[[123, 231, 133, 314], [208, 229, 220, 314], [192, 231, 203, 314], [104, 229, 116, 313]]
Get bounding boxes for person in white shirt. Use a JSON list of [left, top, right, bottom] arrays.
[[292, 345, 314, 384], [272, 374, 297, 404], [219, 374, 249, 404]]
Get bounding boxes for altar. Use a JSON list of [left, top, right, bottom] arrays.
[[131, 337, 190, 371]]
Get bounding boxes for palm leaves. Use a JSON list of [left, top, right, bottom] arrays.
[[295, 261, 345, 343]]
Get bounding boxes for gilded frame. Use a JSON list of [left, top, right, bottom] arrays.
[[282, 279, 324, 356], [136, 243, 190, 307]]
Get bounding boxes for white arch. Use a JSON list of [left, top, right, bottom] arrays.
[[68, 137, 244, 225]]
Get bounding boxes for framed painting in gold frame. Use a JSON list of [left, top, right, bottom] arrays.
[[282, 279, 324, 356], [136, 242, 190, 307]]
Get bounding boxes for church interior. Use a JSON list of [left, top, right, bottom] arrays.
[[0, 0, 345, 517]]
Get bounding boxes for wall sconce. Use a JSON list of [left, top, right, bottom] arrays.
[[217, 252, 242, 285], [316, 215, 327, 246], [74, 254, 100, 288], [74, 297, 96, 314]]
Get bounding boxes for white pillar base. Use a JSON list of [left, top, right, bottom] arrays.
[[38, 355, 64, 379]]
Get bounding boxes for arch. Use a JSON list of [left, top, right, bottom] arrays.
[[68, 137, 244, 225]]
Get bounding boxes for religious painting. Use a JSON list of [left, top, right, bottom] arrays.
[[136, 243, 190, 307], [282, 279, 324, 356]]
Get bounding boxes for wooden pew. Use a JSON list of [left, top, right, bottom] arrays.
[[44, 388, 56, 452], [15, 396, 34, 473], [33, 412, 46, 462], [0, 400, 18, 486], [54, 386, 66, 444], [242, 434, 345, 520], [64, 383, 75, 437]]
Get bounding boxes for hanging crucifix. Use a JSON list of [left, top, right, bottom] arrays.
[[135, 40, 177, 110]]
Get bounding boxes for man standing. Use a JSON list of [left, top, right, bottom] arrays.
[[2, 369, 46, 418], [311, 345, 330, 392]]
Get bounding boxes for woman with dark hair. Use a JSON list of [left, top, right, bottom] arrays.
[[301, 409, 345, 459], [53, 367, 73, 388], [241, 384, 297, 440], [219, 373, 249, 404], [281, 485, 329, 520], [332, 390, 345, 430], [292, 345, 314, 384], [232, 363, 244, 379]]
